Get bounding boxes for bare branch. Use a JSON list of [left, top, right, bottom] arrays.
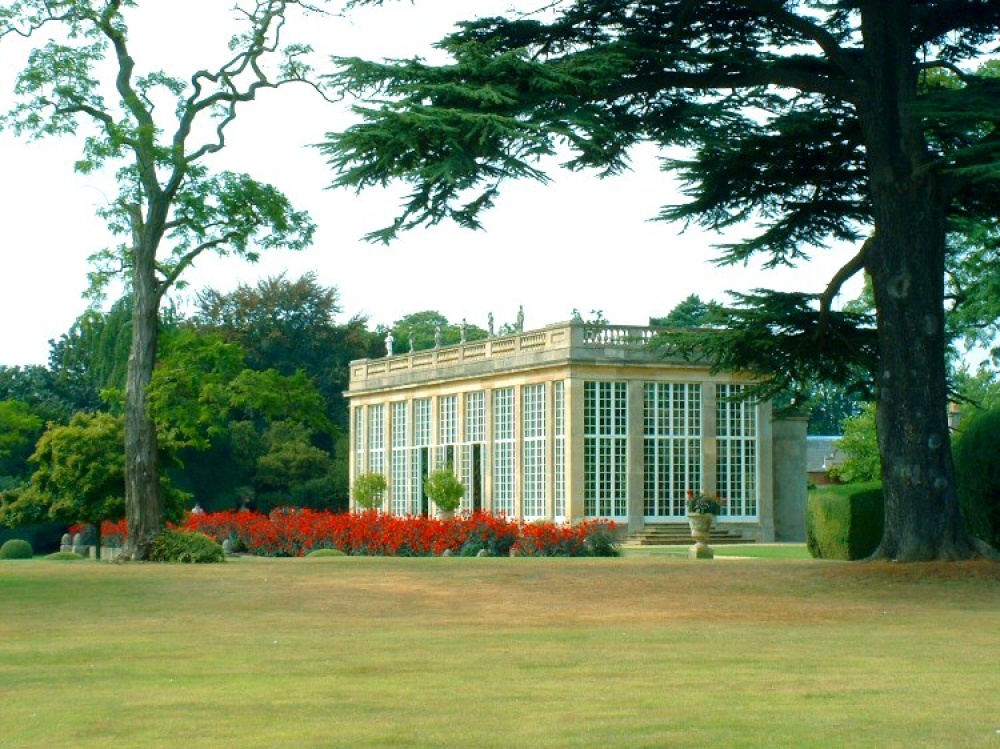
[[818, 234, 873, 329], [156, 232, 244, 293]]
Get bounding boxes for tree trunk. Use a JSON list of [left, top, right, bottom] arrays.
[[858, 1, 981, 560], [866, 189, 980, 560], [122, 238, 163, 560]]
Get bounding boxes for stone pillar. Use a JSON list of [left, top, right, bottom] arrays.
[[483, 388, 494, 514], [771, 414, 808, 542], [513, 385, 523, 522], [757, 401, 776, 542], [384, 402, 396, 514], [545, 380, 556, 521], [565, 377, 586, 524], [627, 379, 645, 532], [701, 383, 718, 495]]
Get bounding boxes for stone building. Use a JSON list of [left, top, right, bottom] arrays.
[[347, 320, 808, 542]]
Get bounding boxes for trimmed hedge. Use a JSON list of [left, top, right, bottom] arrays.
[[807, 482, 884, 560], [953, 408, 1000, 548]]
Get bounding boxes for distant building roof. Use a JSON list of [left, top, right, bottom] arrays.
[[807, 436, 844, 472]]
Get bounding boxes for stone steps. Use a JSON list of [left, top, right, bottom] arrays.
[[624, 524, 752, 546]]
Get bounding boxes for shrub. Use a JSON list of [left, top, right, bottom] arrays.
[[352, 472, 387, 510], [149, 529, 225, 564], [953, 408, 1000, 548], [305, 548, 346, 558], [806, 482, 883, 560], [423, 470, 465, 514], [44, 551, 85, 561], [0, 538, 34, 559], [584, 523, 621, 557]]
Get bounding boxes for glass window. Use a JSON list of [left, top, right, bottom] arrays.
[[716, 384, 759, 519], [643, 383, 702, 518], [584, 381, 628, 518]]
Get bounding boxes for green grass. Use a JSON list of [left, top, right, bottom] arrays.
[[625, 544, 811, 560], [2, 556, 999, 748]]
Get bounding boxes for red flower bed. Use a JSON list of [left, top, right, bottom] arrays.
[[81, 510, 618, 558]]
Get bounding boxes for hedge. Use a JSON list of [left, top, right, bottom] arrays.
[[806, 482, 884, 560], [953, 407, 1000, 549]]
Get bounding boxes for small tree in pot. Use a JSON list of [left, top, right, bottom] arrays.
[[352, 473, 387, 512], [424, 470, 465, 519]]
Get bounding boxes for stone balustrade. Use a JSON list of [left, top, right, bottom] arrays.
[[349, 321, 683, 393]]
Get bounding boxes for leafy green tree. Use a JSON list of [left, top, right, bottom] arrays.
[[385, 310, 489, 353], [0, 412, 185, 558], [953, 366, 1000, 426], [650, 295, 717, 329], [322, 2, 1000, 559], [1, 1, 327, 558], [193, 273, 380, 434], [0, 364, 102, 423], [146, 328, 336, 511], [47, 297, 139, 404], [0, 400, 43, 483], [253, 421, 334, 511], [829, 403, 881, 484]]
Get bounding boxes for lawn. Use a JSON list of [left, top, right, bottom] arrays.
[[2, 555, 998, 748]]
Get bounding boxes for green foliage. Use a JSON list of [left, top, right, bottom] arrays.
[[254, 421, 334, 511], [4, 412, 125, 530], [0, 538, 33, 559], [0, 364, 101, 424], [423, 469, 465, 513], [0, 400, 43, 480], [829, 403, 881, 484], [193, 273, 379, 429], [0, 412, 186, 534], [386, 310, 488, 353], [650, 295, 717, 329], [953, 408, 1000, 548], [656, 291, 877, 406], [806, 483, 884, 560], [352, 472, 386, 510], [149, 529, 225, 564], [584, 524, 621, 558], [46, 297, 135, 402], [954, 366, 1000, 425]]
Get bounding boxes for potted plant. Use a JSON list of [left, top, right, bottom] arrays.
[[685, 490, 723, 516], [352, 472, 387, 511], [685, 490, 724, 559], [424, 469, 465, 519]]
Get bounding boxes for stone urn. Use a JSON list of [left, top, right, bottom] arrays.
[[687, 512, 715, 559]]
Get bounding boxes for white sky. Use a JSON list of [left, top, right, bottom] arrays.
[[0, 1, 863, 367]]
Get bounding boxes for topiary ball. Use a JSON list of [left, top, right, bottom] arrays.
[[0, 538, 34, 560], [43, 551, 85, 561], [305, 548, 346, 558]]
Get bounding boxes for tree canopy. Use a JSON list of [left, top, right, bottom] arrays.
[[322, 1, 1000, 560]]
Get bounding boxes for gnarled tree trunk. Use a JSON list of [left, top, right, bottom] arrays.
[[122, 236, 163, 560], [858, 0, 980, 560]]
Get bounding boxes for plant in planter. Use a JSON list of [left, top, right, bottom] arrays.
[[352, 472, 387, 511], [685, 490, 725, 560], [685, 490, 724, 516], [423, 469, 465, 519]]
